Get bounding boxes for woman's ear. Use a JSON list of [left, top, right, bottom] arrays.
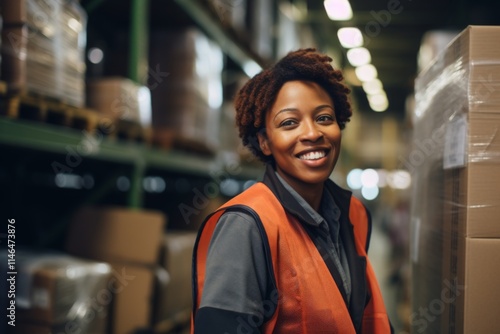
[[257, 131, 272, 156]]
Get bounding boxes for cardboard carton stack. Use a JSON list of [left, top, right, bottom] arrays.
[[0, 0, 87, 107], [86, 77, 152, 127], [13, 250, 112, 334], [153, 231, 197, 330], [65, 206, 167, 334], [86, 77, 153, 142], [411, 26, 500, 333], [149, 28, 223, 154]]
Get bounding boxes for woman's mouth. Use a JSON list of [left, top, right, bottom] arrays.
[[298, 150, 328, 160]]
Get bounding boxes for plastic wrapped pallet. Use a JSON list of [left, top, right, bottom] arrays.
[[12, 249, 112, 333], [65, 206, 167, 334], [410, 25, 500, 334], [149, 28, 223, 153], [0, 0, 87, 107]]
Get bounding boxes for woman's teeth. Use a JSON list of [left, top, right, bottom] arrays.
[[299, 151, 325, 160]]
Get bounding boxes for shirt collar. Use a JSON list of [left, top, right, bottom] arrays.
[[268, 165, 340, 234], [274, 171, 324, 226]]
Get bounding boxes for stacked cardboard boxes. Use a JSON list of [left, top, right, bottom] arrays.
[[86, 77, 153, 142], [154, 231, 197, 328], [0, 0, 87, 107], [411, 26, 500, 333], [86, 77, 152, 127], [65, 206, 167, 334], [149, 28, 223, 153]]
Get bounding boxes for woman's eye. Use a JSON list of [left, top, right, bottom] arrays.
[[317, 115, 335, 123], [280, 119, 297, 127]]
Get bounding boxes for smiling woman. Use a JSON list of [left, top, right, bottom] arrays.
[[257, 81, 342, 210], [191, 48, 393, 334]]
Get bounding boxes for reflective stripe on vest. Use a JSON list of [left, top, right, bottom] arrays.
[[192, 182, 391, 333]]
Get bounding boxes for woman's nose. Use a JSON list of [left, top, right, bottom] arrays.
[[299, 120, 323, 142]]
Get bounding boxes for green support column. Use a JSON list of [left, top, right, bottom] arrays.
[[129, 0, 150, 84], [128, 0, 149, 207], [128, 161, 146, 209]]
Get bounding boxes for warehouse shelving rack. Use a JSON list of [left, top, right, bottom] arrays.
[[0, 0, 269, 250]]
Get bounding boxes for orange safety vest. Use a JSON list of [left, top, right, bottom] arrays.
[[192, 182, 391, 333]]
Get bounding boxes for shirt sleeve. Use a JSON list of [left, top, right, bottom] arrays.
[[194, 210, 269, 333]]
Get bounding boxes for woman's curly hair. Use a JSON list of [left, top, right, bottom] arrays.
[[234, 48, 352, 163]]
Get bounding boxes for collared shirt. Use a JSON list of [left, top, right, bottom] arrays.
[[275, 172, 352, 305], [200, 172, 353, 317]]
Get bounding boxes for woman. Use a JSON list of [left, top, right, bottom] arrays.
[[191, 48, 392, 333]]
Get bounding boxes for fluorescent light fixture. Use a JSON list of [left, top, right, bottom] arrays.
[[242, 60, 262, 77], [368, 92, 389, 112], [362, 79, 383, 95], [88, 47, 104, 64], [361, 186, 379, 200], [346, 168, 363, 189], [324, 0, 353, 21], [360, 168, 379, 188], [346, 47, 371, 66], [337, 27, 363, 48], [387, 170, 411, 189], [355, 64, 377, 82]]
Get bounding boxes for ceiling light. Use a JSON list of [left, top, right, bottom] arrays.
[[368, 92, 389, 112], [361, 186, 379, 200], [387, 170, 411, 189], [337, 27, 363, 48], [346, 168, 363, 189], [355, 64, 377, 82], [242, 60, 262, 77], [346, 47, 371, 66], [360, 168, 379, 188], [324, 0, 353, 21], [362, 79, 383, 95]]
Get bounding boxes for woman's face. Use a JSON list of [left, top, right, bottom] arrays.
[[258, 80, 342, 191]]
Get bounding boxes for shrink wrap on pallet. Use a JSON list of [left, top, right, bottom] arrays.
[[149, 28, 223, 153], [1, 0, 87, 107], [410, 25, 500, 334], [3, 249, 111, 333]]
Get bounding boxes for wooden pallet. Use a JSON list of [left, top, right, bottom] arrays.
[[0, 85, 154, 146], [152, 129, 216, 157], [114, 119, 153, 145], [0, 91, 99, 133]]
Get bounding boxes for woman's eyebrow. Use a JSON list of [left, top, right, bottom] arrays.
[[273, 108, 299, 120], [314, 104, 335, 112], [273, 105, 335, 120]]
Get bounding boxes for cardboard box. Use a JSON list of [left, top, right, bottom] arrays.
[[86, 77, 152, 126], [108, 263, 156, 334], [149, 28, 223, 151], [15, 250, 111, 333], [154, 232, 197, 323], [1, 26, 28, 92], [65, 206, 167, 266], [411, 26, 500, 334]]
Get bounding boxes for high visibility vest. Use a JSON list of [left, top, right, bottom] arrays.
[[192, 182, 391, 333]]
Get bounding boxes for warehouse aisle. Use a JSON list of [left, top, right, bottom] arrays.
[[368, 223, 406, 334]]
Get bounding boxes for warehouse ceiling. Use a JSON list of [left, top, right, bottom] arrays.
[[303, 0, 500, 119], [82, 0, 500, 121]]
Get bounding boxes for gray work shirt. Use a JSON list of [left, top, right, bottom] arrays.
[[199, 172, 352, 318]]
